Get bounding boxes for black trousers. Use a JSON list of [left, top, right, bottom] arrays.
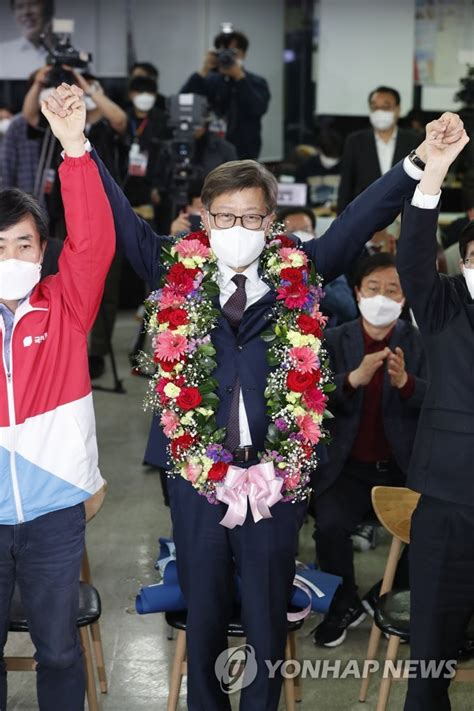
[[404, 495, 474, 711], [313, 459, 408, 609], [167, 474, 307, 711]]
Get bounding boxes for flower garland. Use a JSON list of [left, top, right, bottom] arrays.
[[141, 229, 335, 503]]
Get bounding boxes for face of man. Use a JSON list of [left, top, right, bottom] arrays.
[[356, 266, 404, 305], [218, 39, 246, 62], [12, 0, 48, 42], [0, 216, 44, 264], [460, 240, 474, 270], [283, 213, 314, 236], [369, 91, 400, 117]]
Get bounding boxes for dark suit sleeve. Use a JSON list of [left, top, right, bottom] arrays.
[[304, 160, 417, 283], [181, 72, 214, 99], [336, 134, 356, 213], [91, 148, 166, 289], [396, 200, 458, 333], [403, 329, 428, 409], [234, 74, 270, 117], [324, 329, 359, 413]]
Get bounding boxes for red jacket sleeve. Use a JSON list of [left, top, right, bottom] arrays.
[[56, 152, 116, 333]]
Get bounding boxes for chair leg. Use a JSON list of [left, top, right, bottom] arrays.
[[90, 621, 107, 693], [80, 626, 100, 711], [376, 634, 401, 711], [283, 635, 296, 711], [359, 621, 383, 701], [288, 631, 302, 702], [167, 630, 187, 711]]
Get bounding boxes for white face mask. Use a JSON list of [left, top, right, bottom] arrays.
[[84, 95, 97, 112], [132, 93, 156, 112], [319, 153, 340, 169], [369, 109, 396, 132], [358, 294, 402, 327], [293, 230, 315, 242], [0, 118, 12, 135], [462, 265, 474, 299], [210, 225, 266, 269], [0, 259, 41, 301]]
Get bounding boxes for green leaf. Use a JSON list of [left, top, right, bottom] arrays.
[[323, 383, 336, 393], [266, 423, 281, 445], [267, 353, 281, 367], [202, 280, 220, 296], [199, 378, 219, 394], [201, 357, 218, 371], [324, 408, 335, 419], [261, 327, 277, 343], [198, 343, 217, 357], [201, 392, 220, 407]]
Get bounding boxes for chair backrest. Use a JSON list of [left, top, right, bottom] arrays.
[[84, 481, 108, 523], [371, 486, 420, 544]]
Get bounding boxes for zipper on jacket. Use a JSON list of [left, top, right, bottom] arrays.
[[3, 322, 25, 523]]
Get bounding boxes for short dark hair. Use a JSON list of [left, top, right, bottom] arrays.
[[128, 76, 157, 95], [354, 252, 397, 288], [368, 86, 401, 107], [459, 221, 474, 260], [201, 160, 278, 212], [131, 62, 159, 80], [0, 189, 49, 243], [276, 206, 316, 230], [11, 0, 55, 22], [214, 30, 249, 53]]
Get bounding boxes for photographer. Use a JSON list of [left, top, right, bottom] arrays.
[[181, 29, 270, 160]]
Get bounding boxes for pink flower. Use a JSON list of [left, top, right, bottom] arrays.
[[175, 239, 210, 259], [289, 347, 318, 373], [296, 414, 321, 445], [184, 461, 202, 483], [285, 472, 301, 490], [304, 386, 327, 414], [154, 331, 188, 361], [158, 287, 186, 310], [278, 247, 308, 265], [160, 410, 180, 437], [276, 283, 309, 309]]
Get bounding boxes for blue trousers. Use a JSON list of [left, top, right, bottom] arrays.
[[168, 474, 307, 711], [0, 504, 86, 711]]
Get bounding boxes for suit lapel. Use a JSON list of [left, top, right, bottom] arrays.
[[342, 320, 365, 372], [366, 132, 382, 178]]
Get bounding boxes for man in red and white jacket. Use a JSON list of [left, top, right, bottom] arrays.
[[0, 84, 114, 710]]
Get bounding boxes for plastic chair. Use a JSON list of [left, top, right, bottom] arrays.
[[166, 609, 304, 711], [359, 486, 474, 710]]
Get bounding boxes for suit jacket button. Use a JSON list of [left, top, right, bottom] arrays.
[[237, 345, 243, 351], [227, 386, 233, 393]]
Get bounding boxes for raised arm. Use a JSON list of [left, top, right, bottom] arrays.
[[396, 117, 470, 333], [305, 113, 467, 284], [41, 84, 115, 333]]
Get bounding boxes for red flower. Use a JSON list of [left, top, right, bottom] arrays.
[[301, 441, 313, 459], [157, 308, 189, 330], [170, 433, 195, 458], [287, 370, 316, 393], [176, 386, 202, 411], [183, 230, 209, 247], [304, 386, 327, 414], [155, 377, 171, 404], [297, 314, 323, 338], [276, 283, 309, 309], [280, 267, 304, 284], [167, 262, 199, 295], [208, 461, 229, 482], [275, 234, 297, 248], [155, 356, 185, 372]]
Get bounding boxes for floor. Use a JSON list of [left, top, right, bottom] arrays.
[[4, 313, 474, 710]]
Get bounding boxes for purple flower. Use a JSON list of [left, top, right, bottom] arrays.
[[275, 418, 289, 432], [205, 444, 233, 464]]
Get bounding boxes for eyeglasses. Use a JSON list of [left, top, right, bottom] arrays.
[[208, 211, 268, 230], [463, 255, 474, 269]]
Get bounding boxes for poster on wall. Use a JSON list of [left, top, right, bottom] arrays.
[[0, 0, 126, 81]]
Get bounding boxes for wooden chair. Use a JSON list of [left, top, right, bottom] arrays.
[[359, 486, 474, 710], [5, 483, 108, 711], [165, 610, 304, 711]]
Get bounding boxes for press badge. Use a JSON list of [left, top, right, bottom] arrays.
[[128, 142, 149, 177]]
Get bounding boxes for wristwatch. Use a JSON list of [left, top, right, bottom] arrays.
[[408, 149, 426, 171]]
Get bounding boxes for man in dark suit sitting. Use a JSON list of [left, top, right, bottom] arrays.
[[337, 86, 419, 212], [312, 253, 427, 647], [396, 115, 472, 711]]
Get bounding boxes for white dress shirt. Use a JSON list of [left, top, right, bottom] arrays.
[[375, 127, 398, 176], [0, 37, 48, 80], [218, 260, 269, 447]]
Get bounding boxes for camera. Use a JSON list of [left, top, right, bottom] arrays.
[[217, 48, 238, 70], [165, 94, 209, 213], [40, 19, 92, 86]]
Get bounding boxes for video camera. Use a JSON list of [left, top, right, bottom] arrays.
[[40, 19, 92, 87], [165, 94, 209, 213]]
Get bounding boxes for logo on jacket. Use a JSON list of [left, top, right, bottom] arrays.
[[23, 332, 48, 348]]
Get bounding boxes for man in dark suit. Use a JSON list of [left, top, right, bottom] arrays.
[[181, 30, 270, 160], [396, 117, 471, 711], [312, 253, 427, 647], [76, 110, 458, 710], [337, 86, 419, 212]]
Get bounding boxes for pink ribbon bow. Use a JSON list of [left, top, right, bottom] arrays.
[[215, 461, 284, 529]]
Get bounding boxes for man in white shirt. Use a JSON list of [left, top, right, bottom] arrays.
[[0, 0, 52, 80]]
